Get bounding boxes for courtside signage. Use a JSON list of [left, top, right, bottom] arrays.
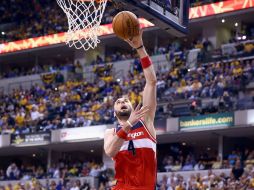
[[11, 133, 51, 146], [59, 125, 107, 142], [1, 0, 254, 54], [0, 19, 154, 55], [189, 0, 254, 19], [179, 112, 234, 131]]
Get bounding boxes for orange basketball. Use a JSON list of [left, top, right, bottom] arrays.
[[112, 11, 140, 40]]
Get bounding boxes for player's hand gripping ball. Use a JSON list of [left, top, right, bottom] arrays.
[[112, 11, 140, 40]]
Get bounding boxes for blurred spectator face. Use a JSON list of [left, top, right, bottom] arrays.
[[32, 107, 36, 112], [8, 184, 12, 190], [76, 180, 81, 187], [235, 160, 241, 168], [11, 163, 16, 169], [50, 181, 56, 190]]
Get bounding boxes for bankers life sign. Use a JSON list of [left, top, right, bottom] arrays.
[[179, 112, 234, 131]]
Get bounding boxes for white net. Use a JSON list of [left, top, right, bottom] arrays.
[[56, 0, 108, 51]]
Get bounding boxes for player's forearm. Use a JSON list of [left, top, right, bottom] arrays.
[[137, 46, 148, 58], [104, 122, 131, 157], [104, 136, 125, 158], [137, 47, 157, 85]]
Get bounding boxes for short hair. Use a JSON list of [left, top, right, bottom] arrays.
[[113, 95, 129, 104]]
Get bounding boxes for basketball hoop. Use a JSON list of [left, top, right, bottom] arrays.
[[56, 0, 108, 51]]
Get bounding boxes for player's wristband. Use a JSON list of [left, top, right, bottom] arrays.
[[140, 56, 152, 69], [126, 120, 133, 128], [116, 128, 128, 140], [136, 45, 144, 50]]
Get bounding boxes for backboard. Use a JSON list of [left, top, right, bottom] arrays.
[[115, 0, 189, 37]]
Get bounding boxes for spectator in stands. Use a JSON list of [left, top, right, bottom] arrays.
[[49, 180, 57, 190], [68, 164, 79, 177], [212, 156, 222, 169], [228, 150, 239, 166], [89, 164, 106, 178], [182, 155, 194, 171], [80, 180, 91, 190], [245, 150, 254, 169], [62, 113, 75, 128], [163, 156, 174, 172], [70, 180, 81, 190], [194, 161, 205, 171], [172, 160, 182, 172], [202, 38, 213, 58], [218, 91, 233, 111], [6, 163, 20, 180], [0, 169, 5, 180], [158, 175, 168, 189], [166, 173, 177, 189], [30, 106, 44, 122], [232, 160, 244, 180]]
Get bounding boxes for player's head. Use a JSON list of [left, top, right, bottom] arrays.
[[114, 97, 133, 120]]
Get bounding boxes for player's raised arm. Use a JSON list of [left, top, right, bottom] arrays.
[[126, 30, 157, 139]]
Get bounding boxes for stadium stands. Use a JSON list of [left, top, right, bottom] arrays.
[[0, 149, 253, 189], [0, 55, 254, 134], [0, 43, 253, 134], [160, 147, 254, 172], [0, 0, 232, 43], [158, 168, 254, 189], [0, 0, 115, 43], [1, 160, 106, 181]]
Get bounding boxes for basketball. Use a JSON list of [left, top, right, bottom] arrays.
[[112, 11, 140, 40]]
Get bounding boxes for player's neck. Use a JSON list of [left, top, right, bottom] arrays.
[[117, 118, 128, 125]]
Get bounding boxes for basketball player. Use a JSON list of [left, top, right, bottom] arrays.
[[104, 30, 157, 190]]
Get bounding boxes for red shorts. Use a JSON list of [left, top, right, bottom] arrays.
[[111, 183, 154, 190]]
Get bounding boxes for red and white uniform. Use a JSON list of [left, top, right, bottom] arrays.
[[112, 120, 157, 190]]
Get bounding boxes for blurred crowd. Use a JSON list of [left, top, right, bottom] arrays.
[[159, 57, 254, 116], [158, 147, 254, 189], [0, 178, 115, 190], [1, 33, 254, 80], [0, 53, 254, 134], [0, 160, 107, 181], [0, 0, 115, 43], [0, 148, 253, 189], [0, 160, 115, 190], [160, 146, 254, 172], [0, 0, 237, 43], [158, 168, 254, 190], [0, 60, 75, 80]]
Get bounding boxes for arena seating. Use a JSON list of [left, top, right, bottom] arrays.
[[0, 42, 254, 134], [1, 159, 106, 181], [0, 0, 232, 43], [0, 0, 115, 43], [160, 148, 254, 172], [0, 149, 253, 189]]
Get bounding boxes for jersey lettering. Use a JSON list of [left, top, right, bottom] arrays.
[[128, 131, 144, 139], [127, 140, 136, 156]]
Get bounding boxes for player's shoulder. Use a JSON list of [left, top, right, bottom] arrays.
[[105, 128, 115, 135]]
